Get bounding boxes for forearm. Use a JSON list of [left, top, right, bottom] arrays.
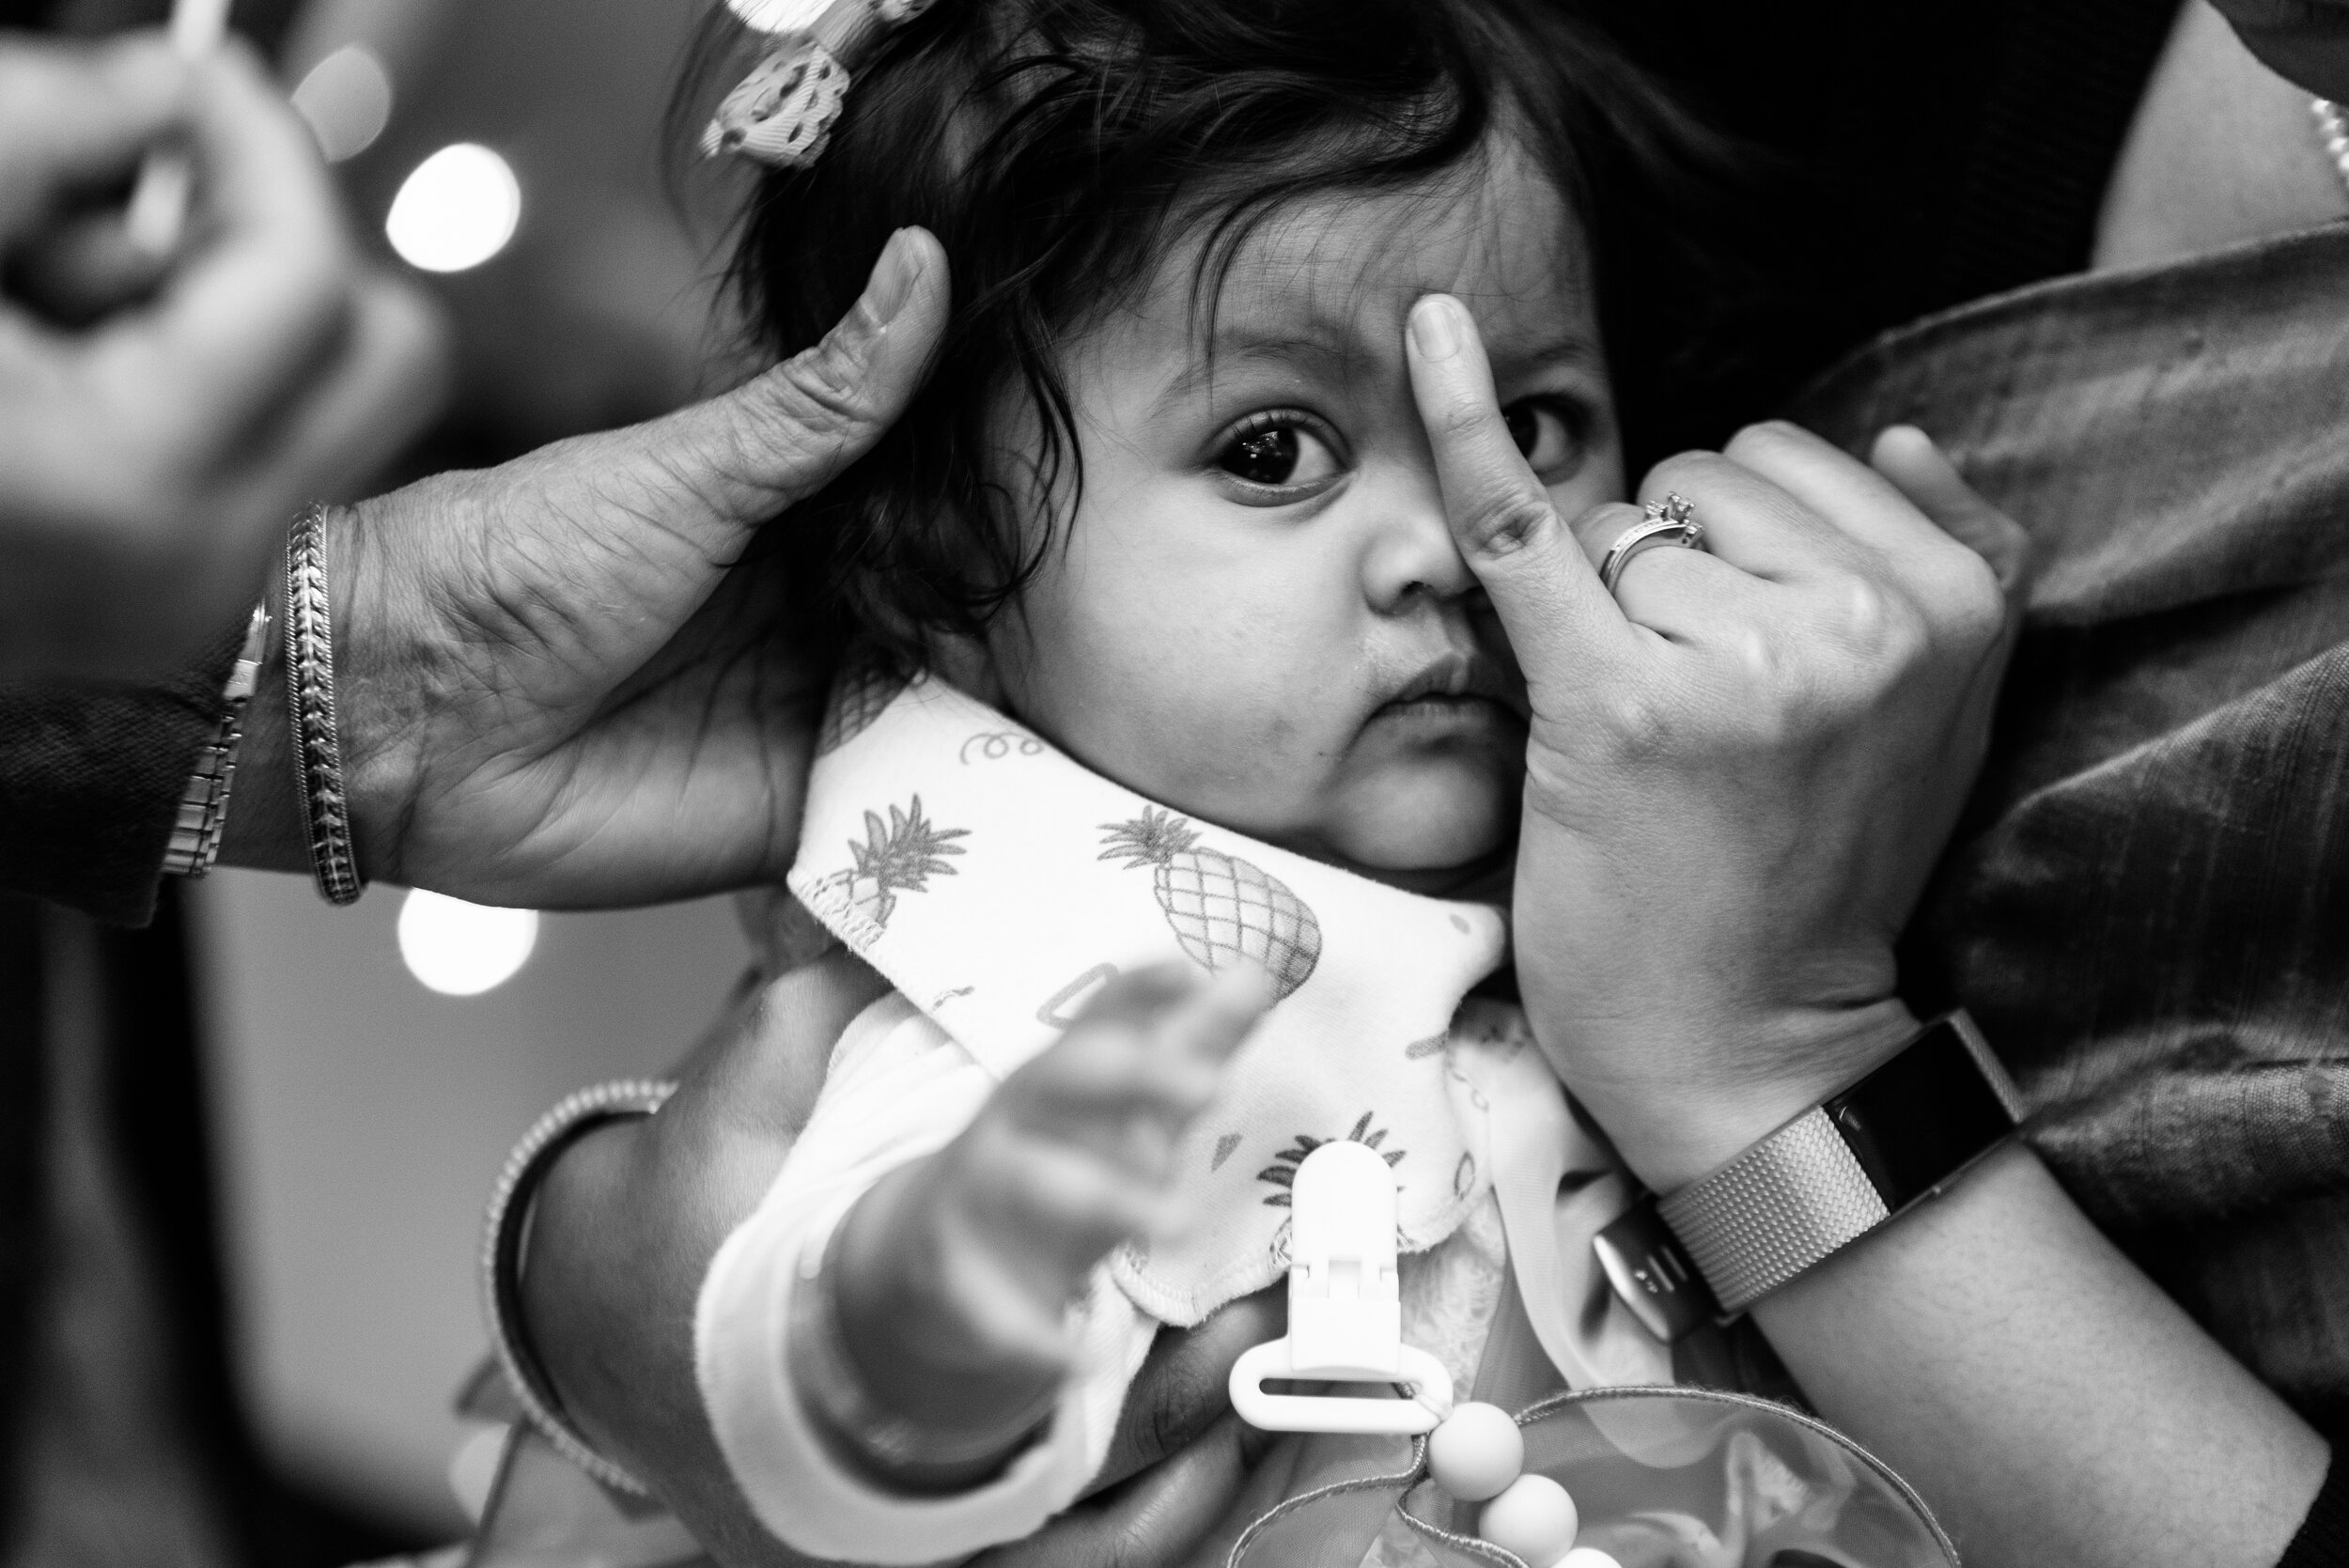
[[519, 953, 888, 1564], [525, 1113, 817, 1567], [1750, 1141, 2327, 1568]]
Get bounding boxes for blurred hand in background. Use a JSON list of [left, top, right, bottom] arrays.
[[0, 28, 447, 679]]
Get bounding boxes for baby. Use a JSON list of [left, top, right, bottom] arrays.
[[689, 0, 1732, 1558]]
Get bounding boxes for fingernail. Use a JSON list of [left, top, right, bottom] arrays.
[[862, 228, 926, 327], [1409, 297, 1462, 361]]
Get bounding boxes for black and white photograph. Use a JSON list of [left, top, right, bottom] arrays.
[[2, 0, 2346, 1563]]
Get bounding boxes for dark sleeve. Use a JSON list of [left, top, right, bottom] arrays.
[[2281, 1447, 2349, 1568], [0, 630, 241, 928]]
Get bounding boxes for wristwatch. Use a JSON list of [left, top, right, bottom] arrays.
[[1594, 1010, 2024, 1339]]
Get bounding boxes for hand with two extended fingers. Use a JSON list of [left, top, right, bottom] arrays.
[[0, 32, 447, 677], [1403, 294, 2026, 1194]]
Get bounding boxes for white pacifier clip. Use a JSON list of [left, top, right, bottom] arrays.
[[1228, 1141, 1619, 1568], [1228, 1140, 1454, 1435]]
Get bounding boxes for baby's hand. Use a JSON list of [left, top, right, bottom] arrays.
[[828, 965, 1271, 1453]]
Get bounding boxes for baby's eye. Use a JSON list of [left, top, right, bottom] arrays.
[[1502, 398, 1589, 479], [1212, 412, 1344, 499]]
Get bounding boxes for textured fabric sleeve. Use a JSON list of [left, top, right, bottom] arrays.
[[694, 989, 1155, 1565], [0, 626, 242, 926], [2280, 1447, 2349, 1568]]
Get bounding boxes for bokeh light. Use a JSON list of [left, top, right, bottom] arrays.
[[290, 45, 395, 164], [397, 890, 539, 997], [385, 144, 521, 273]]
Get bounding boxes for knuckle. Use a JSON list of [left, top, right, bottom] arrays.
[[772, 332, 881, 438], [1818, 573, 1925, 667], [1433, 397, 1499, 449], [1938, 550, 2008, 644], [1590, 681, 1679, 765], [1641, 448, 1719, 495], [1719, 419, 1808, 465], [1467, 492, 1556, 557]]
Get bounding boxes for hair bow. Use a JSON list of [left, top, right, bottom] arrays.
[[704, 0, 939, 168]]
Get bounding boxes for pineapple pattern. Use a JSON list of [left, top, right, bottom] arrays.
[[1256, 1112, 1404, 1208], [1098, 808, 1322, 1001], [807, 795, 969, 936], [817, 651, 911, 756]]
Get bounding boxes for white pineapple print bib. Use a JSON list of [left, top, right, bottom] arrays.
[[787, 672, 1526, 1326]]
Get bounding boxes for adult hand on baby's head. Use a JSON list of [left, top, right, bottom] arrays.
[[219, 228, 951, 908], [1404, 294, 2026, 1193]]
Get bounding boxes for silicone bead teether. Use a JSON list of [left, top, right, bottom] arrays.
[[1426, 1402, 1523, 1502], [1478, 1473, 1579, 1567]]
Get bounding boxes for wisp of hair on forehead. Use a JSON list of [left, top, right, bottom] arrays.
[[684, 0, 1740, 675]]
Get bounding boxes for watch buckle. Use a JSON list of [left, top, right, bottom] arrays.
[[1594, 1195, 1723, 1341]]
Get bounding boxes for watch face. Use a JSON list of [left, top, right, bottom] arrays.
[[1826, 1017, 2018, 1210]]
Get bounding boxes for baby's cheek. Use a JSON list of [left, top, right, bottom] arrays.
[[1068, 620, 1347, 831]]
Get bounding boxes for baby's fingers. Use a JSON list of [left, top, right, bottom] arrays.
[[1017, 965, 1268, 1131], [1160, 961, 1276, 1067]]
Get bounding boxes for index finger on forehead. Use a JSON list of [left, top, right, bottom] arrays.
[[1407, 297, 1644, 682]]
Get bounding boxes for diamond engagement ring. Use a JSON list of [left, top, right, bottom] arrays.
[[1599, 492, 1707, 597]]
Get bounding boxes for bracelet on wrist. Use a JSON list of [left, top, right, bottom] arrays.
[[284, 503, 366, 907], [480, 1078, 677, 1497], [162, 600, 272, 880], [1595, 1009, 2023, 1337]]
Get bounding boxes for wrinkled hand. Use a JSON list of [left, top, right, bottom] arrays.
[[0, 32, 447, 677], [1404, 294, 2025, 1191], [222, 227, 951, 908], [832, 966, 1268, 1446]]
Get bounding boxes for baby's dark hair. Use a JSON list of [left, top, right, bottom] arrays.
[[691, 0, 1740, 673]]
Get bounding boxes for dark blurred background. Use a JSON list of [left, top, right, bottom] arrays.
[[7, 0, 765, 1559]]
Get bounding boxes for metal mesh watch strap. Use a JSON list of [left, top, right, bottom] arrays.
[[1657, 1110, 1890, 1314], [1648, 1010, 2023, 1320]]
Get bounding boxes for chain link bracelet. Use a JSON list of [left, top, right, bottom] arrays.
[[284, 503, 366, 906], [162, 600, 272, 879]]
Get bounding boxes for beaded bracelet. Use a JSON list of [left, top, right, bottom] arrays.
[[284, 504, 366, 906], [479, 1078, 678, 1497], [2314, 100, 2349, 199]]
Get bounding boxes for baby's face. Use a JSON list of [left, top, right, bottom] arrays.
[[984, 145, 1623, 888]]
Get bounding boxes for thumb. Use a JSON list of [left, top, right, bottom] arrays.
[[1404, 294, 1641, 696], [600, 226, 950, 557], [1870, 425, 2032, 597]]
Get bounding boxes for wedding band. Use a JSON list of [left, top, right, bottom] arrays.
[[1599, 493, 1707, 596]]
